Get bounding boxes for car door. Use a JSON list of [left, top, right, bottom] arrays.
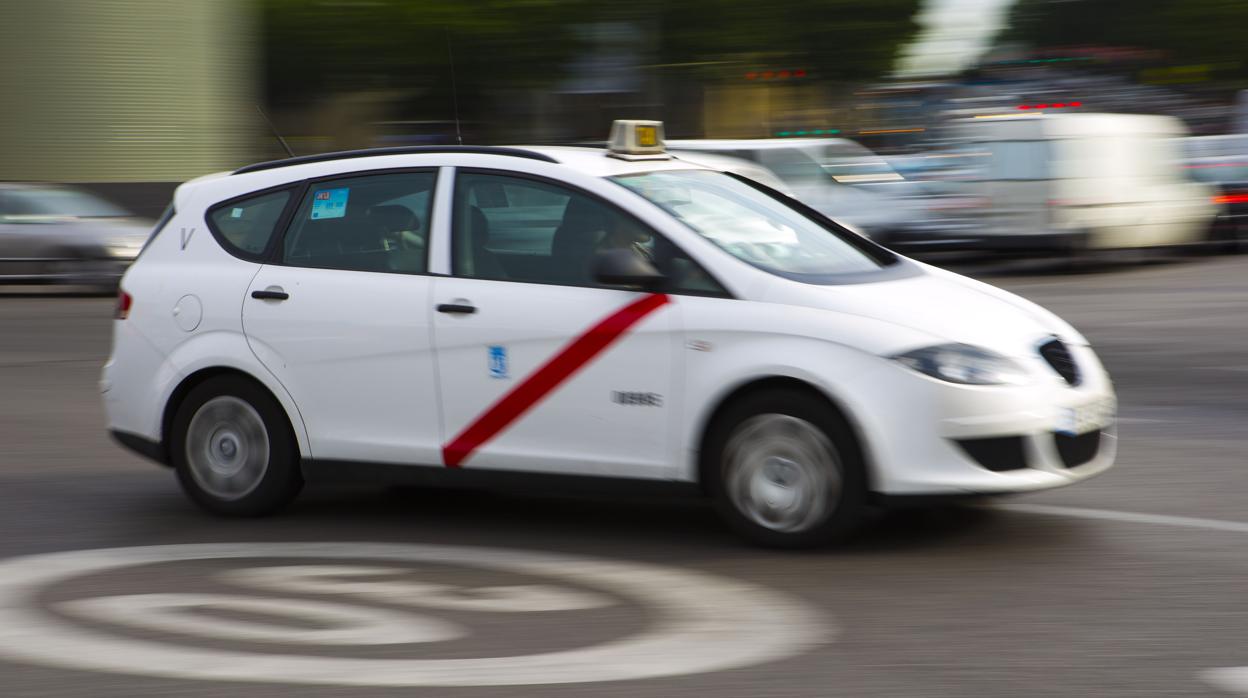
[[241, 169, 444, 465], [430, 170, 682, 478]]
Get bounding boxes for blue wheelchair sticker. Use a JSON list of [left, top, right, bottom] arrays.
[[310, 187, 349, 220], [488, 345, 509, 379]]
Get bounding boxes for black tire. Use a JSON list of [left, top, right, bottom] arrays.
[[170, 375, 303, 516], [1207, 215, 1247, 255], [704, 389, 868, 548], [1057, 231, 1093, 272]]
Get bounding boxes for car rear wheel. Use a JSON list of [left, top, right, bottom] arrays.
[[706, 389, 867, 548], [171, 375, 302, 516]]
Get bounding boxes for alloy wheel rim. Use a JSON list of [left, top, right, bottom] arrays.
[[723, 414, 841, 533], [185, 396, 269, 501]]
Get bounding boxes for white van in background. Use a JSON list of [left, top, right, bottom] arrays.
[[924, 113, 1217, 254]]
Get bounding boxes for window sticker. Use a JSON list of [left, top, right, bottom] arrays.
[[311, 188, 349, 220], [488, 345, 509, 379], [230, 207, 243, 218]]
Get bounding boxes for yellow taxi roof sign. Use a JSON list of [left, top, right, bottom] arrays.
[[607, 120, 669, 160]]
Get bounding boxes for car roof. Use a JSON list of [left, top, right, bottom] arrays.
[[180, 146, 716, 213], [667, 138, 866, 152], [231, 145, 711, 180], [233, 146, 560, 174], [522, 146, 713, 177]]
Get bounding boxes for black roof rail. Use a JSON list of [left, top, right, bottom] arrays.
[[232, 146, 559, 175]]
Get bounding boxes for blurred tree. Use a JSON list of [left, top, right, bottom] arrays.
[[260, 0, 591, 126], [649, 0, 920, 82], [1001, 0, 1248, 81], [259, 0, 921, 141]]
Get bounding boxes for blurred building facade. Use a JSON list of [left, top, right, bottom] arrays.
[[0, 0, 257, 183]]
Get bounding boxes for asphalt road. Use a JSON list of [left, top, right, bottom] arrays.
[[1, 256, 1247, 697]]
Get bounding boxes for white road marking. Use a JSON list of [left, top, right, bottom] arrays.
[[999, 502, 1248, 695], [0, 542, 827, 687], [222, 565, 614, 612], [999, 502, 1248, 535], [59, 592, 464, 645], [1204, 669, 1248, 695]]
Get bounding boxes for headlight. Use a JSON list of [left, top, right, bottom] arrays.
[[891, 343, 1030, 385], [105, 239, 142, 259]]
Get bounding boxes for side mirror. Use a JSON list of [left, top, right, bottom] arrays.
[[592, 248, 665, 290]]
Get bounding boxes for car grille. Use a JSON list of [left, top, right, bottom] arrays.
[[955, 436, 1028, 472], [1055, 430, 1100, 468], [1039, 338, 1081, 386]]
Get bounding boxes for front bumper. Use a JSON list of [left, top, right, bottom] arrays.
[[855, 342, 1117, 496]]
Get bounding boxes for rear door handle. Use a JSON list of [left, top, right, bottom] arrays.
[[251, 288, 289, 301], [436, 303, 476, 314]]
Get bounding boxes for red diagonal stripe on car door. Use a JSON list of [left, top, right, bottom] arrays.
[[442, 293, 671, 468]]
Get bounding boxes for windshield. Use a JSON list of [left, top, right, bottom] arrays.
[[613, 169, 886, 281], [5, 188, 129, 218]]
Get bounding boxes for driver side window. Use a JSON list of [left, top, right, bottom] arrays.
[[452, 172, 725, 294]]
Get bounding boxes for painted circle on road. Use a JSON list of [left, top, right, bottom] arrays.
[[0, 542, 827, 687]]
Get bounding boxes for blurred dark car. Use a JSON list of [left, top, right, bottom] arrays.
[[1206, 179, 1248, 253], [1181, 156, 1248, 253], [666, 138, 918, 239], [0, 184, 153, 287], [1178, 135, 1248, 252]]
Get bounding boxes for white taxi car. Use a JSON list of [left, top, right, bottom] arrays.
[[102, 121, 1116, 547]]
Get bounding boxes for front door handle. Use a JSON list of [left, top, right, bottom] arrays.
[[436, 302, 476, 314], [251, 288, 289, 301]]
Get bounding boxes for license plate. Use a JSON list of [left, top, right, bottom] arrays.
[[1057, 398, 1115, 436]]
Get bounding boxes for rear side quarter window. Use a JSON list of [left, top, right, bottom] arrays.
[[136, 203, 176, 257], [279, 171, 437, 275], [207, 189, 294, 260]]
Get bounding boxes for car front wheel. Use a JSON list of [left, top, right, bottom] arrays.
[[707, 389, 867, 548]]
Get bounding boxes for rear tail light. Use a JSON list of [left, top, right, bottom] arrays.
[[1214, 193, 1248, 205], [115, 290, 133, 320]]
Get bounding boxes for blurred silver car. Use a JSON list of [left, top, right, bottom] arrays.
[[667, 138, 921, 240], [0, 184, 152, 287]]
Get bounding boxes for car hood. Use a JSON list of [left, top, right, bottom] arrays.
[[760, 260, 1087, 358]]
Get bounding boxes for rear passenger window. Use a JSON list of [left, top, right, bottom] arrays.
[[281, 171, 435, 274], [208, 190, 291, 256]]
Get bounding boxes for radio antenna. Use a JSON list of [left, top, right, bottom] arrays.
[[445, 27, 464, 145], [256, 105, 295, 158]]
